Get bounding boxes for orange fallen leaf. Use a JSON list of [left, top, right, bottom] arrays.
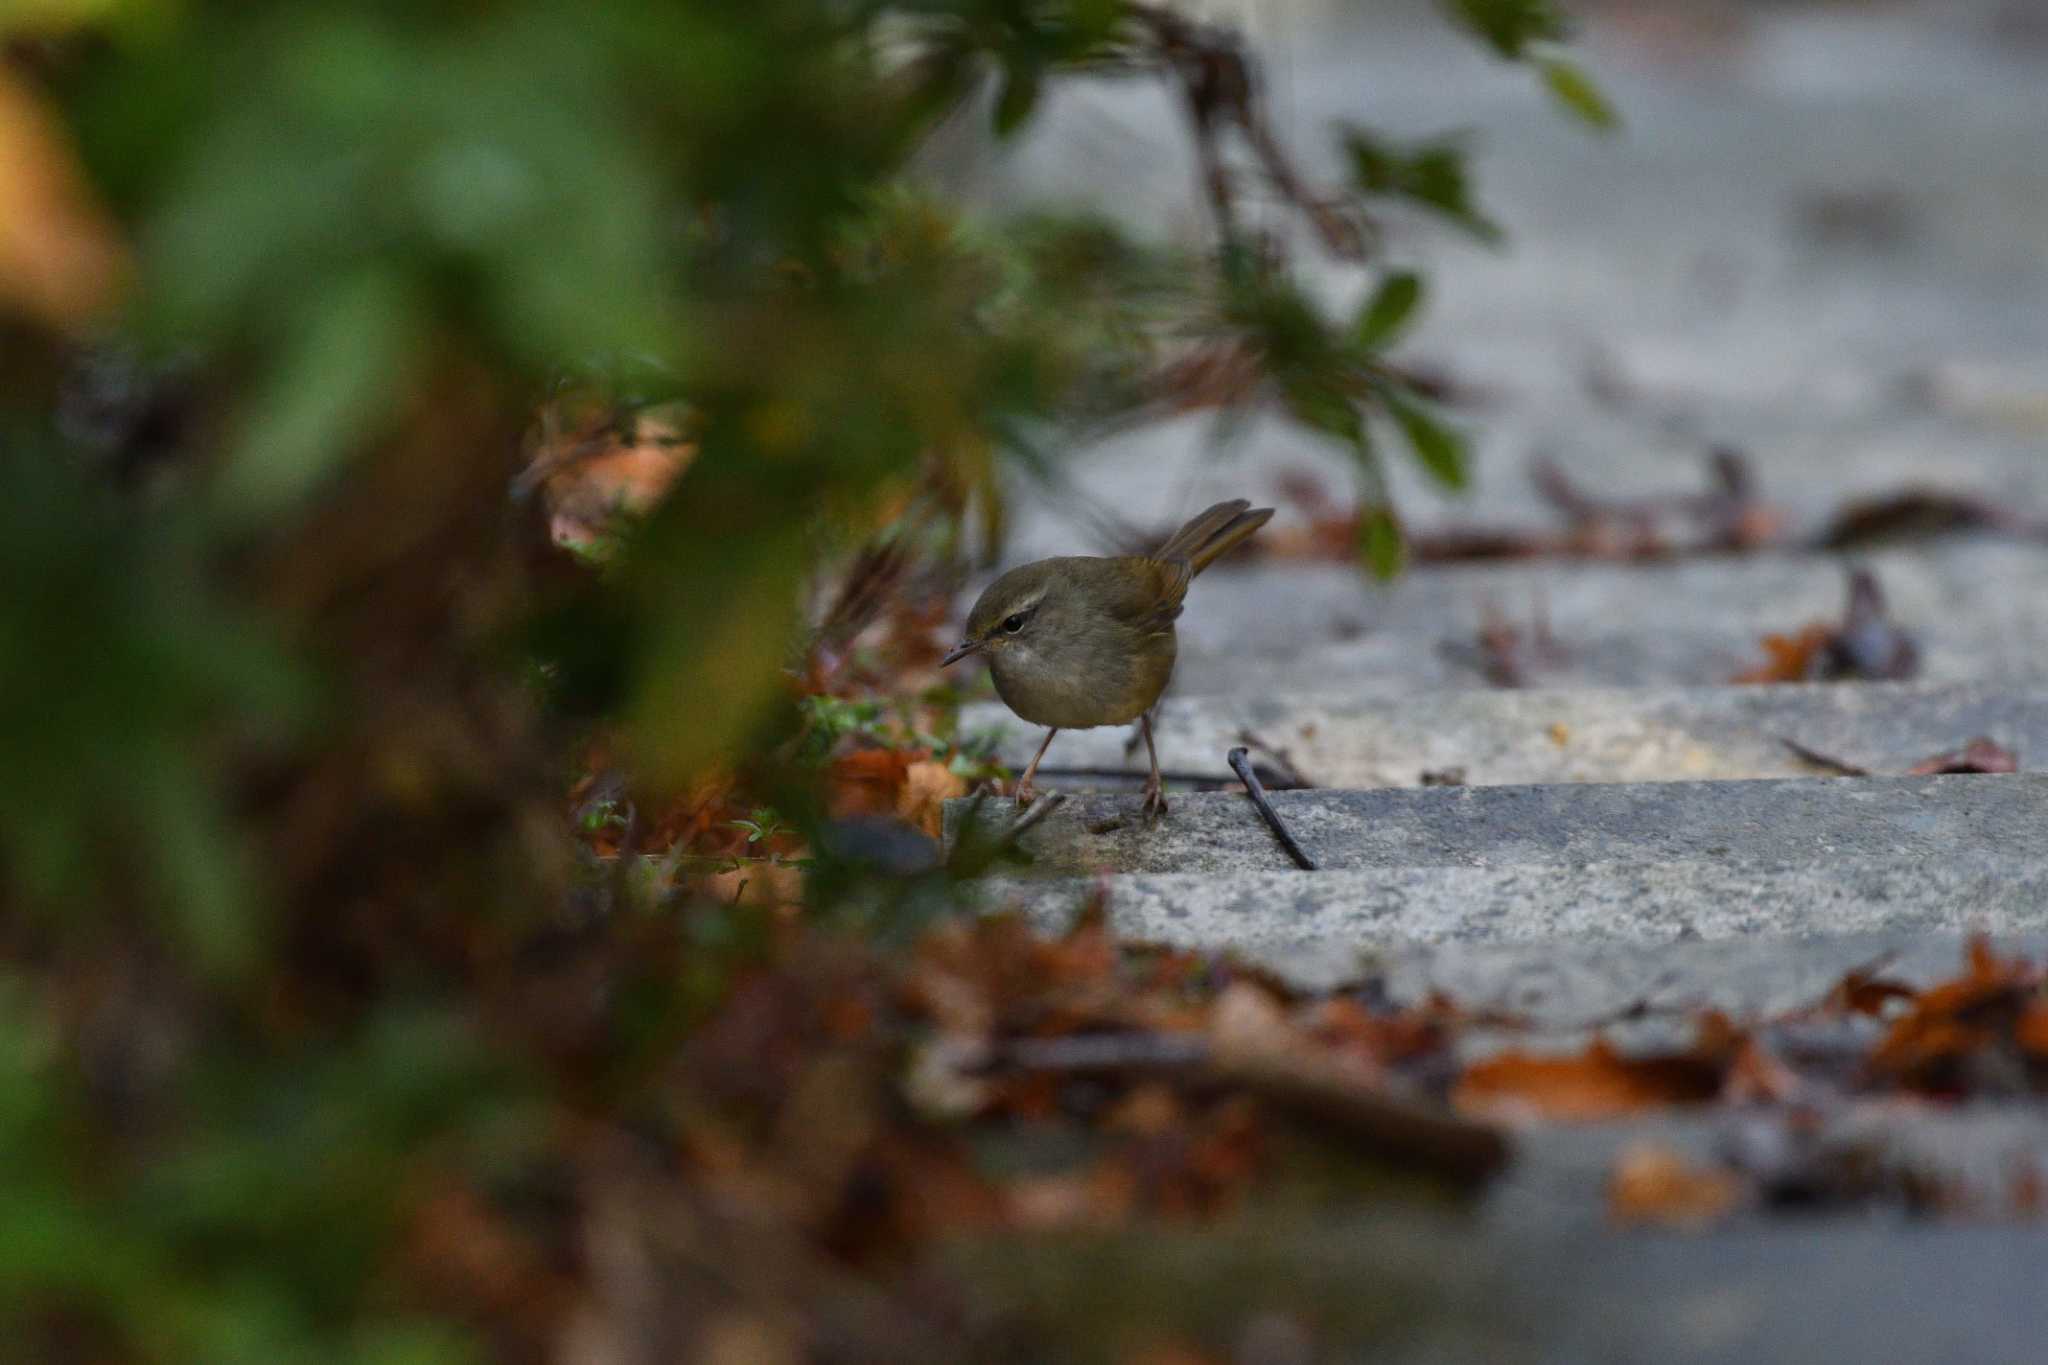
[[2017, 1004, 2048, 1060], [1608, 1143, 1746, 1229], [896, 757, 965, 838], [524, 402, 696, 547], [826, 745, 916, 819], [1821, 966, 1920, 1017], [1453, 1039, 1724, 1121], [1869, 937, 2046, 1088], [1208, 979, 1300, 1068], [0, 73, 127, 328], [1733, 624, 1832, 683]]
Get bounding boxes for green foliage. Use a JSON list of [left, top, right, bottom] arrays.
[[1357, 504, 1407, 582], [0, 446, 303, 975], [1352, 270, 1425, 352], [1443, 0, 1572, 59], [0, 978, 511, 1364], [1343, 129, 1503, 243], [1541, 55, 1621, 131], [1378, 385, 1470, 491], [0, 0, 1609, 1356], [1439, 0, 1617, 130]]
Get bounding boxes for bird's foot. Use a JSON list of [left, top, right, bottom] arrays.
[[1014, 779, 1037, 808], [1142, 778, 1170, 822]]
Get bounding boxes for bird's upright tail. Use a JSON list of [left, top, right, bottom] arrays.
[[1151, 499, 1275, 577]]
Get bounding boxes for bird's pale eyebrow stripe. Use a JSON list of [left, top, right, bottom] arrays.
[[987, 593, 1044, 636]]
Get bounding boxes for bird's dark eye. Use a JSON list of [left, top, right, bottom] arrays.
[[1002, 613, 1027, 634]]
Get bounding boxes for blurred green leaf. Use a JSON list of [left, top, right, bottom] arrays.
[[1352, 270, 1425, 351], [627, 501, 810, 784], [0, 0, 169, 39], [1540, 56, 1619, 131], [221, 269, 417, 518], [1443, 0, 1571, 59], [1283, 380, 1364, 452], [1357, 504, 1406, 580], [1380, 387, 1469, 490], [0, 448, 302, 975], [993, 59, 1043, 138], [1343, 129, 1501, 243]]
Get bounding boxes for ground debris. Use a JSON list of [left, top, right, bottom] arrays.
[[1250, 453, 2048, 572], [1735, 567, 1918, 682], [1777, 733, 2020, 778], [1607, 1142, 1749, 1229], [1906, 736, 2019, 775], [1451, 1015, 1762, 1122]]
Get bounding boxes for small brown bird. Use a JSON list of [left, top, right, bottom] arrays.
[[940, 499, 1274, 818]]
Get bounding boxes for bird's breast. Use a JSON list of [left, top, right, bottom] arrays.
[[990, 628, 1177, 729]]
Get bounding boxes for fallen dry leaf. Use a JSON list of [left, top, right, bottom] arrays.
[[1208, 979, 1299, 1068], [522, 403, 695, 548], [1868, 938, 2048, 1090], [1906, 736, 2019, 776], [1733, 624, 1834, 683], [1005, 1168, 1133, 1231], [1820, 964, 1919, 1017], [896, 758, 966, 838], [1608, 1143, 1747, 1229], [1453, 1038, 1726, 1122], [826, 746, 917, 819], [0, 72, 127, 328]]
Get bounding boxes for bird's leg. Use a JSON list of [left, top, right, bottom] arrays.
[[1140, 711, 1169, 821], [1015, 728, 1059, 807]]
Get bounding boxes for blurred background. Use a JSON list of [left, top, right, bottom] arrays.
[[964, 0, 2048, 694], [3, 1, 2046, 1362]]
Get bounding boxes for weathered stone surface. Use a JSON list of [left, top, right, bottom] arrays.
[[950, 773, 2047, 876], [960, 1202, 2048, 1365], [974, 856, 2048, 965], [1163, 540, 2048, 696], [1335, 932, 2048, 1020], [1475, 1221, 2048, 1364], [960, 680, 2048, 789], [956, 1201, 2048, 1364], [943, 539, 2048, 701]]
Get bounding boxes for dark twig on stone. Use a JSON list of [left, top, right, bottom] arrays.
[[1776, 736, 1873, 777], [1003, 790, 1068, 844], [1227, 746, 1317, 870]]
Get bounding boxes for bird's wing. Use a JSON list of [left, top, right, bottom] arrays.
[[1094, 557, 1189, 635]]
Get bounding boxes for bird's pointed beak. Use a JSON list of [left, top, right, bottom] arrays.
[[939, 638, 980, 668]]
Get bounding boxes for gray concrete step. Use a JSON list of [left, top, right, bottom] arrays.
[[1354, 930, 2048, 1029], [1149, 539, 2048, 695], [976, 857, 2048, 965], [961, 1201, 2048, 1365], [961, 680, 2046, 789], [958, 773, 2044, 876], [1006, 403, 2048, 569], [954, 775, 2048, 958]]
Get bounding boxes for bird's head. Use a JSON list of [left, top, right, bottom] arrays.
[[939, 564, 1052, 668]]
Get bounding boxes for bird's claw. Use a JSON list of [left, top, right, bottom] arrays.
[[1142, 780, 1170, 822], [1014, 781, 1037, 808]]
